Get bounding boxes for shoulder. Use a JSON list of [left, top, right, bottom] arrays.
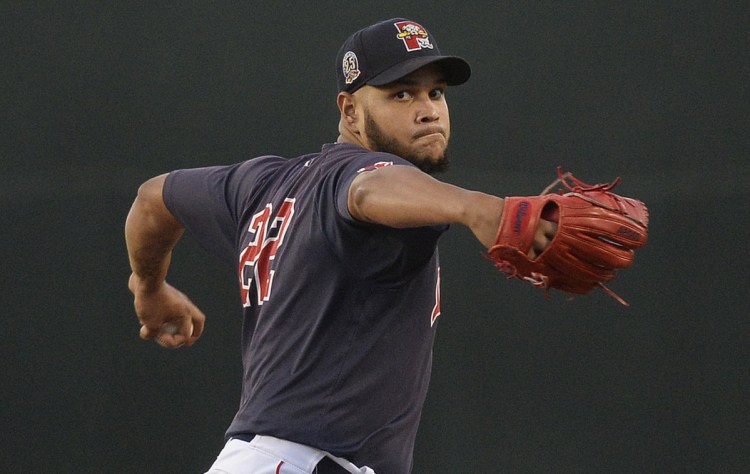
[[235, 154, 288, 174], [321, 142, 412, 171]]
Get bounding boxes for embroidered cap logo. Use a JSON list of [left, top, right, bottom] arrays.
[[342, 51, 360, 85], [394, 21, 433, 51]]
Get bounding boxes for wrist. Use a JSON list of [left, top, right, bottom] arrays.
[[128, 272, 166, 295], [467, 192, 503, 248]]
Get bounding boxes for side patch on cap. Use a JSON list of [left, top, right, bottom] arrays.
[[342, 51, 360, 85]]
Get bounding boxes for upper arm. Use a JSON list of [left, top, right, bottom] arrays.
[[347, 165, 504, 247], [125, 174, 186, 286], [136, 173, 166, 211], [127, 173, 184, 241], [347, 164, 467, 228]]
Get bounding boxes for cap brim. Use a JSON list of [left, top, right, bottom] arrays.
[[367, 56, 471, 87]]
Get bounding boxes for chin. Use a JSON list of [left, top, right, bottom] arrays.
[[414, 153, 450, 174]]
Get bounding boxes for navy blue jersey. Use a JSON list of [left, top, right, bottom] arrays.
[[163, 142, 446, 473]]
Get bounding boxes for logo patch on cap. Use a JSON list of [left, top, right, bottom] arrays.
[[342, 51, 360, 85], [394, 21, 433, 52]]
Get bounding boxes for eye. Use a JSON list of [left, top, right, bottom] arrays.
[[395, 90, 412, 100], [429, 88, 446, 100]]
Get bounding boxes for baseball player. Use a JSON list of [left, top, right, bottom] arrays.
[[126, 17, 646, 474]]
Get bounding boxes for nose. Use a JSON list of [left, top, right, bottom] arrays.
[[416, 97, 440, 123]]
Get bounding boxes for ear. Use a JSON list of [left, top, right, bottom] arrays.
[[337, 92, 361, 132]]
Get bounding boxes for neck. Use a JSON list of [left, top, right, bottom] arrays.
[[336, 132, 368, 149]]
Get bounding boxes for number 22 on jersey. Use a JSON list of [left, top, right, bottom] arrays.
[[238, 198, 296, 307]]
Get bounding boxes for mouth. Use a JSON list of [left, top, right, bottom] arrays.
[[413, 128, 446, 141]]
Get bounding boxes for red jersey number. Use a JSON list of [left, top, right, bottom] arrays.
[[239, 198, 295, 307]]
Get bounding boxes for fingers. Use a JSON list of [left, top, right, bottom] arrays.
[[143, 316, 203, 349], [155, 322, 189, 349], [165, 305, 207, 348], [144, 321, 192, 349], [160, 308, 206, 349], [190, 312, 206, 344], [128, 273, 138, 294], [140, 324, 158, 340], [539, 219, 558, 239], [132, 282, 206, 349], [528, 219, 558, 259]]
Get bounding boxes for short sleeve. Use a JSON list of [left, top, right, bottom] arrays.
[[163, 166, 238, 266]]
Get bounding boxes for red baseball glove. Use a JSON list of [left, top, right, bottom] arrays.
[[487, 168, 649, 305]]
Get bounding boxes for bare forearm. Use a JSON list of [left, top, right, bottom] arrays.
[[125, 174, 184, 292], [348, 165, 504, 247]]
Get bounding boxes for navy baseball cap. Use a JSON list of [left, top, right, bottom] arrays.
[[336, 18, 471, 93]]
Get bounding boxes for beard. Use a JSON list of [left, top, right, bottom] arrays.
[[364, 114, 450, 175]]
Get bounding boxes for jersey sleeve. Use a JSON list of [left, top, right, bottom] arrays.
[[320, 151, 447, 285], [163, 158, 279, 267]]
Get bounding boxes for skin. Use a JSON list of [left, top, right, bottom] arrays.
[[126, 63, 556, 349], [125, 175, 205, 348], [337, 64, 556, 250], [338, 64, 452, 174]]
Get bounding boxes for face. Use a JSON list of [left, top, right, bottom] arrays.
[[357, 64, 451, 174]]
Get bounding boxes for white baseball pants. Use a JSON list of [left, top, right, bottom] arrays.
[[204, 435, 376, 474]]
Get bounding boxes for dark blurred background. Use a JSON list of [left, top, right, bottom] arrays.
[[2, 2, 748, 472]]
